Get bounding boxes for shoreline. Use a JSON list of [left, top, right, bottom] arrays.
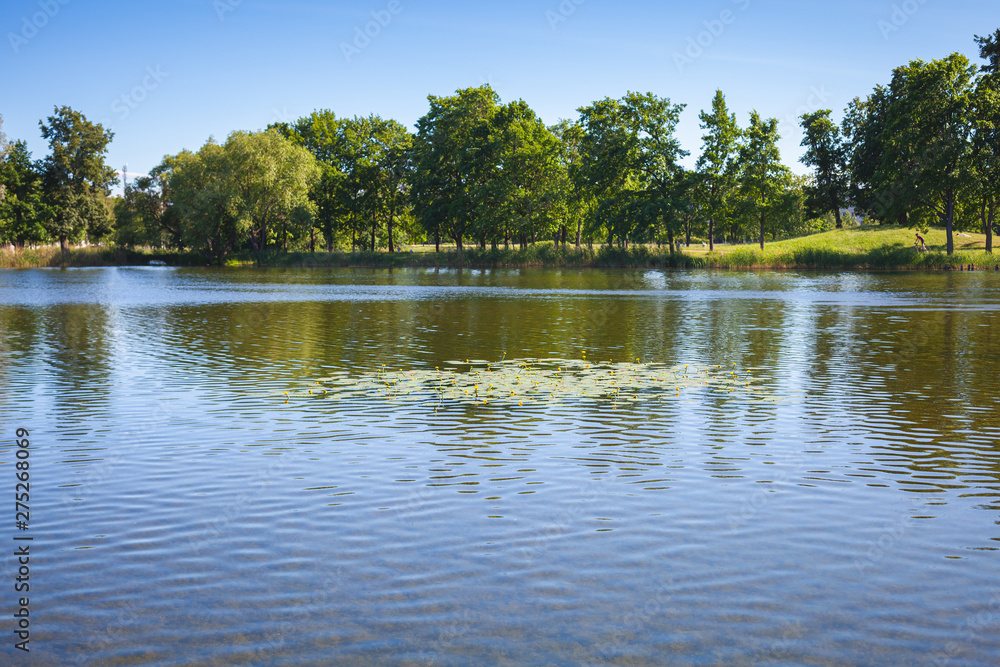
[[2, 226, 998, 272]]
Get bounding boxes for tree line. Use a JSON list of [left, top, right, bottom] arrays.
[[1, 29, 996, 261]]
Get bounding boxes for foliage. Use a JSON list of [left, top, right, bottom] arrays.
[[737, 111, 788, 249], [696, 90, 741, 250], [799, 110, 848, 228], [577, 92, 689, 248], [38, 106, 117, 252], [0, 141, 49, 246]]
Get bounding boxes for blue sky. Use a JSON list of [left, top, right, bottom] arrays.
[[2, 0, 996, 185]]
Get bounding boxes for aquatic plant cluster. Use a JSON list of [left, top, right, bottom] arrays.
[[285, 356, 770, 409]]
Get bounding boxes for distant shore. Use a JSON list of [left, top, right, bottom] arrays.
[[3, 226, 998, 272]]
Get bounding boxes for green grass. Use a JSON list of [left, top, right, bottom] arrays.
[[4, 226, 998, 270], [696, 225, 1000, 270]]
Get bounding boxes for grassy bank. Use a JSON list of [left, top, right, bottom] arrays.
[[4, 226, 999, 271], [0, 245, 203, 269], [256, 226, 1000, 270]]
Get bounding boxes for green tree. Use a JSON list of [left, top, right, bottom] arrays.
[[738, 111, 788, 250], [550, 119, 591, 247], [578, 92, 688, 247], [0, 140, 49, 247], [842, 85, 896, 224], [973, 30, 1000, 252], [577, 96, 635, 246], [884, 55, 977, 254], [412, 86, 499, 255], [0, 114, 9, 202], [162, 142, 241, 265], [976, 29, 1000, 74], [482, 100, 563, 249], [336, 115, 413, 252], [799, 110, 848, 228], [696, 90, 741, 250], [278, 109, 347, 251], [38, 106, 117, 253], [223, 129, 319, 257], [114, 166, 181, 249]]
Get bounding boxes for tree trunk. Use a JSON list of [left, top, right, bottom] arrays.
[[434, 231, 440, 253], [454, 233, 463, 257], [759, 208, 765, 251], [834, 200, 843, 229], [987, 200, 995, 254], [371, 217, 376, 253], [945, 188, 955, 256], [668, 229, 675, 255], [60, 235, 68, 255], [685, 218, 691, 247], [387, 205, 395, 253], [709, 218, 715, 252], [310, 228, 315, 253], [575, 217, 582, 249]]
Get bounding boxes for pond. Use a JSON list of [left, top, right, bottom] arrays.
[[1, 266, 999, 665]]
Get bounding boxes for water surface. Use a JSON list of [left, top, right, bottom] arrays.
[[1, 267, 999, 665]]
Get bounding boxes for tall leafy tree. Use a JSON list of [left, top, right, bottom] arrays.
[[578, 92, 688, 247], [976, 29, 1000, 74], [971, 32, 1000, 252], [842, 86, 897, 224], [373, 119, 413, 253], [412, 86, 499, 255], [696, 90, 740, 250], [550, 119, 590, 247], [482, 100, 563, 249], [799, 110, 848, 228], [0, 140, 49, 247], [223, 129, 319, 257], [577, 96, 635, 246], [0, 114, 9, 204], [162, 142, 241, 265], [38, 106, 117, 253], [279, 109, 348, 251], [883, 55, 977, 254], [114, 166, 181, 249], [738, 111, 787, 250]]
